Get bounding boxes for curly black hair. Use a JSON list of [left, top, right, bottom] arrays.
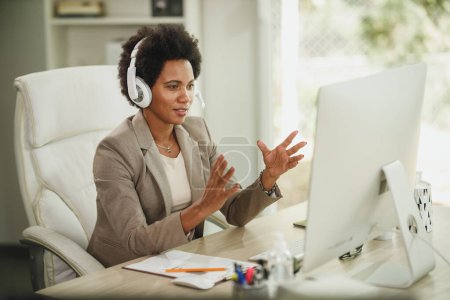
[[118, 24, 202, 107]]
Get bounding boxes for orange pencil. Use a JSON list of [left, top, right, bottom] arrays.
[[165, 267, 227, 273]]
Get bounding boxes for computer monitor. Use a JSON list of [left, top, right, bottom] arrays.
[[302, 63, 435, 288]]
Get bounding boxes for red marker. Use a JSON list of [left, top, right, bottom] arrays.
[[245, 267, 255, 285]]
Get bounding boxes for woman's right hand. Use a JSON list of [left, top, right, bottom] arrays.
[[180, 154, 239, 233], [197, 154, 240, 216]]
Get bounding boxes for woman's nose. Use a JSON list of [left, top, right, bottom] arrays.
[[179, 88, 193, 102]]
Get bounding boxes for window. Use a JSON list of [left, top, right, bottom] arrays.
[[273, 0, 450, 209]]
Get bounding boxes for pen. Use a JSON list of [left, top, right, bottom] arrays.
[[235, 264, 246, 285], [165, 267, 227, 273]]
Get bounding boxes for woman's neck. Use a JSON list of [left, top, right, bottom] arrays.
[[142, 109, 175, 145]]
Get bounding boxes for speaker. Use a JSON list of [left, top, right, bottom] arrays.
[[127, 38, 152, 108]]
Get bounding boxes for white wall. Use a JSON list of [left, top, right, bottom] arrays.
[[201, 0, 264, 187], [0, 0, 46, 244]]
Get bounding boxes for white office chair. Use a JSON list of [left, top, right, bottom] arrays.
[[14, 65, 229, 290]]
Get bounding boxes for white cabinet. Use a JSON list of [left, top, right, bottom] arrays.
[[44, 0, 201, 69]]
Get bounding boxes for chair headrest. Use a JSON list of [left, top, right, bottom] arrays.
[[15, 65, 136, 147]]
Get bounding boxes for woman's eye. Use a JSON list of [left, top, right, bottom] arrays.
[[167, 85, 178, 90]]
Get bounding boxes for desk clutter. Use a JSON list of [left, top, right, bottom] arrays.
[[231, 262, 269, 299], [123, 232, 372, 297], [232, 232, 304, 299], [122, 238, 300, 294], [123, 250, 257, 290]]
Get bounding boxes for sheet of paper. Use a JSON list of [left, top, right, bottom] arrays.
[[124, 250, 257, 283]]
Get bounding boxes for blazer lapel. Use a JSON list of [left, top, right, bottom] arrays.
[[175, 125, 205, 205], [131, 111, 173, 216]]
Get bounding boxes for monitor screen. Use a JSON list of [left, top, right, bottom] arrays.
[[302, 63, 427, 275]]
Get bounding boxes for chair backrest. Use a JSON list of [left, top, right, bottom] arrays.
[[14, 65, 136, 286]]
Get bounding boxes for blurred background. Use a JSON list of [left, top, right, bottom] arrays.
[[273, 0, 450, 209], [1, 0, 449, 296]]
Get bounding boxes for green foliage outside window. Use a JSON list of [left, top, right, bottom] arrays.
[[360, 0, 450, 65]]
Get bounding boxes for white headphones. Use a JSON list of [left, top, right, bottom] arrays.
[[127, 37, 206, 109], [127, 38, 152, 108]]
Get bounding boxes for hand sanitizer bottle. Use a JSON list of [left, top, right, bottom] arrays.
[[268, 232, 294, 297]]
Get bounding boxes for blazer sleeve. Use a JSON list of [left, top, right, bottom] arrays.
[[200, 119, 283, 227], [93, 140, 189, 258]]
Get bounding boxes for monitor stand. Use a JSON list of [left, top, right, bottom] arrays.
[[359, 160, 435, 288]]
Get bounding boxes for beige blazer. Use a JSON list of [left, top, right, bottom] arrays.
[[87, 111, 281, 267]]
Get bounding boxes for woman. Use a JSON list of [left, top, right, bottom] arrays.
[[87, 24, 307, 267]]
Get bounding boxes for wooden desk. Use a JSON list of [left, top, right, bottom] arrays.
[[38, 202, 450, 299]]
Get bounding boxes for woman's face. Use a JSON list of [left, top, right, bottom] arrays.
[[147, 59, 195, 125]]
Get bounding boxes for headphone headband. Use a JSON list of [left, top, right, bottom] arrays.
[[129, 38, 146, 69]]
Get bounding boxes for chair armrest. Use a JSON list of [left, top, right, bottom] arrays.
[[206, 211, 232, 230], [22, 226, 104, 277]]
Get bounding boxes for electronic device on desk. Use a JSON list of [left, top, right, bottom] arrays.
[[295, 63, 435, 290], [55, 1, 104, 18]]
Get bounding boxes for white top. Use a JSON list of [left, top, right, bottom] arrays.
[[159, 152, 192, 212]]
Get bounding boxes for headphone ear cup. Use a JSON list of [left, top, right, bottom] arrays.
[[133, 77, 152, 108]]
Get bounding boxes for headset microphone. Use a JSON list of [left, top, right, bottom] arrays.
[[194, 86, 206, 109]]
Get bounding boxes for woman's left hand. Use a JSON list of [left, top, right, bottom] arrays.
[[256, 131, 307, 190]]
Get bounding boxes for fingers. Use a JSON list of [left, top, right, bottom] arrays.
[[287, 161, 299, 169], [280, 130, 299, 148], [216, 157, 228, 179], [257, 140, 270, 155], [259, 132, 305, 157], [210, 155, 235, 187], [212, 154, 225, 173], [201, 156, 240, 216], [287, 154, 304, 169], [289, 154, 304, 162], [224, 183, 240, 198], [222, 166, 235, 182], [286, 141, 307, 156]]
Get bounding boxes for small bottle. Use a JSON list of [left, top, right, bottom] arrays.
[[267, 232, 294, 297]]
